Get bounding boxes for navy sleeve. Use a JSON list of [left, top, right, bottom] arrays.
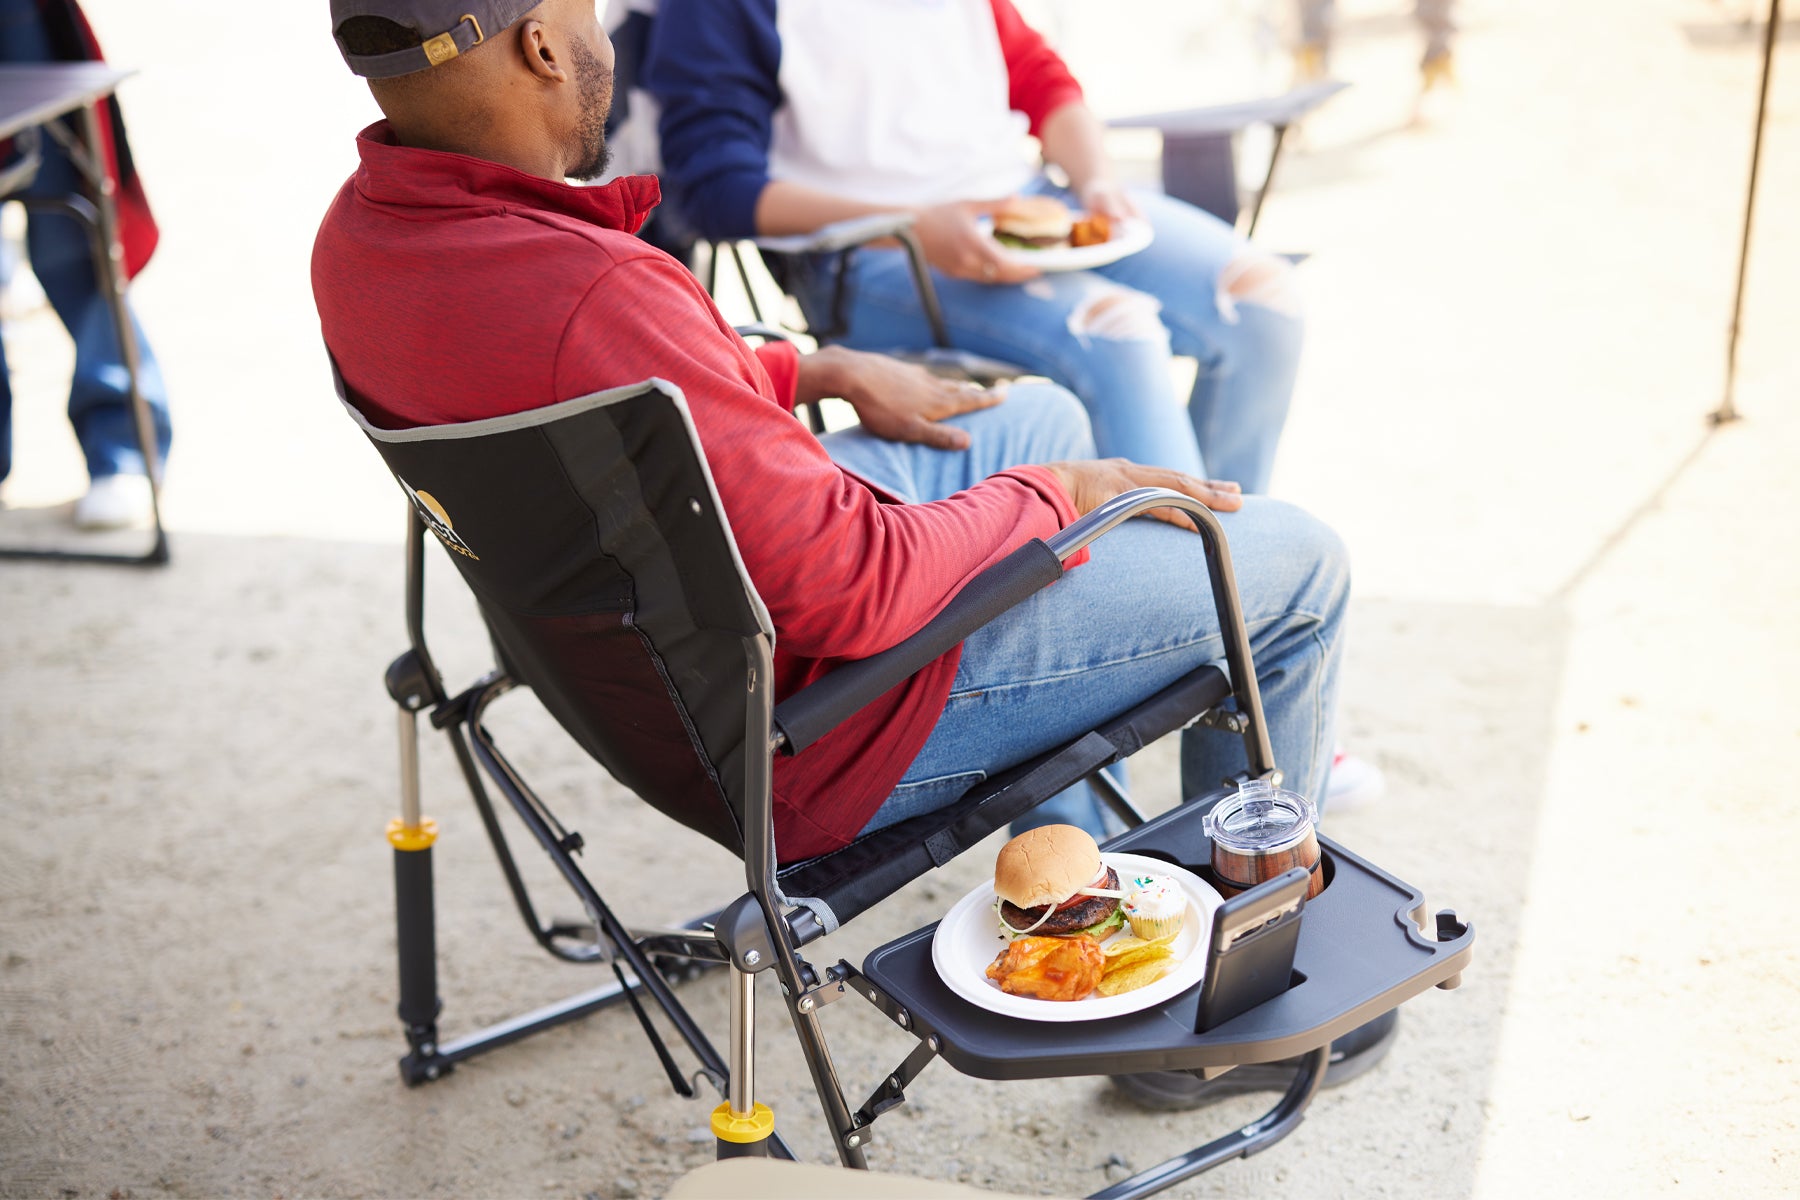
[[642, 0, 783, 241]]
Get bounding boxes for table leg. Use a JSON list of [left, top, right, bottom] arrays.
[[76, 98, 167, 563]]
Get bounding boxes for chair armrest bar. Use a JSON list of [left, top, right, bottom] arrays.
[[732, 323, 791, 345], [1106, 80, 1349, 137], [772, 539, 1064, 755], [1047, 488, 1275, 778], [755, 211, 917, 256]]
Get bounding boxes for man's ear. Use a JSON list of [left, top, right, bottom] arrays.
[[516, 19, 567, 83]]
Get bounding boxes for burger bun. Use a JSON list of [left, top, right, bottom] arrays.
[[992, 195, 1075, 245], [994, 824, 1102, 910]]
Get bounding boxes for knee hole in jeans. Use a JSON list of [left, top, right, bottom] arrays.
[[1215, 251, 1304, 322], [1066, 285, 1166, 342]]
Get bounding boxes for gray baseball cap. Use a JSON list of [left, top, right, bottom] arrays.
[[331, 1, 541, 78]]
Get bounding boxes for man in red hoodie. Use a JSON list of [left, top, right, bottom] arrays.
[[312, 0, 1349, 866]]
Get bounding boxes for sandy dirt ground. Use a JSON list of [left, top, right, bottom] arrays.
[[2, 1, 1796, 1197]]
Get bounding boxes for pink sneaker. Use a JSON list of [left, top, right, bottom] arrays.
[[1325, 748, 1385, 814]]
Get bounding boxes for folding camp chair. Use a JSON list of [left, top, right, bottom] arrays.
[[337, 366, 1474, 1196]]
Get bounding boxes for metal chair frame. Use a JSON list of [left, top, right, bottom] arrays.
[[356, 377, 1472, 1196]]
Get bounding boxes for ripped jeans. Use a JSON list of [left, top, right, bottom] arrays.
[[790, 179, 1304, 492]]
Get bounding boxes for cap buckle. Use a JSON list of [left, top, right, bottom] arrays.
[[422, 13, 485, 67]]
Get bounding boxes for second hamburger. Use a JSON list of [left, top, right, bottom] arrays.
[[993, 824, 1127, 939]]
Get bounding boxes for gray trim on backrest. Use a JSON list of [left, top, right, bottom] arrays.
[[333, 371, 775, 641]]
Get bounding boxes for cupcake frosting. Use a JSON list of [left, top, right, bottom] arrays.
[[1123, 875, 1183, 923]]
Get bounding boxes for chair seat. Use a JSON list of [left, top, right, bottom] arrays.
[[775, 664, 1233, 933], [859, 798, 1474, 1081]]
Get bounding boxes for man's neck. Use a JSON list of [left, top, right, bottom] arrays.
[[386, 115, 568, 183]]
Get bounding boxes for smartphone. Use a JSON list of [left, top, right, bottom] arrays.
[[1194, 866, 1310, 1033]]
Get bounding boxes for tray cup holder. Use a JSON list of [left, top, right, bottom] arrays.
[[1116, 844, 1338, 903]]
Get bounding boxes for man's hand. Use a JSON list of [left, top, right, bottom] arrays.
[[1076, 178, 1141, 222], [912, 199, 1041, 285], [1044, 458, 1242, 532], [797, 347, 1005, 450]]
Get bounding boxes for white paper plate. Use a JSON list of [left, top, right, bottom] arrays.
[[979, 216, 1154, 272], [930, 852, 1221, 1023]]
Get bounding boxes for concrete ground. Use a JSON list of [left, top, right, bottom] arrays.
[[2, 0, 1795, 1197]]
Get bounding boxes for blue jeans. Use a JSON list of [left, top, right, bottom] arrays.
[[822, 382, 1347, 840], [796, 179, 1303, 492], [0, 0, 172, 485]]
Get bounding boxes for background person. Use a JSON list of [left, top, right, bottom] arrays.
[[1294, 0, 1457, 93], [642, 0, 1307, 497], [0, 0, 170, 529]]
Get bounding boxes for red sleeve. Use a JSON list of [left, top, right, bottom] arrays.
[[752, 339, 800, 410], [989, 0, 1085, 136], [553, 251, 1079, 664]]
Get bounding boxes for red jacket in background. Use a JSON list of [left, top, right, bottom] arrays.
[[30, 0, 159, 278]]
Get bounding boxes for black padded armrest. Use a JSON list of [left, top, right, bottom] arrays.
[[772, 539, 1064, 754]]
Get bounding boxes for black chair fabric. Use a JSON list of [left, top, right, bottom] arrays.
[[338, 373, 765, 854], [338, 368, 1241, 935]]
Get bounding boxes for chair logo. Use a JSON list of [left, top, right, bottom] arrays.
[[400, 478, 479, 560]]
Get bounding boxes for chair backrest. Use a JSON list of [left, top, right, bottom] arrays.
[[336, 369, 770, 855]]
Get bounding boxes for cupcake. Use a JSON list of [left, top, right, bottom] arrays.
[[1122, 874, 1185, 941]]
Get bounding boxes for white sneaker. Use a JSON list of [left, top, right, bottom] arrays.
[[73, 473, 154, 531], [1324, 748, 1385, 814]]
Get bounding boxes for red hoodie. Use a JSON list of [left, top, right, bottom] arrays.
[[312, 125, 1082, 860]]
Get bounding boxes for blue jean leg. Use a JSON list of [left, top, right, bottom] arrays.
[[820, 383, 1347, 838], [796, 179, 1302, 492], [860, 498, 1348, 836], [818, 378, 1094, 501], [822, 382, 1123, 835], [1088, 186, 1304, 495]]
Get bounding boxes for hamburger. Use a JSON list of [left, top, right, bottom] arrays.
[[992, 824, 1127, 939], [991, 195, 1076, 250]]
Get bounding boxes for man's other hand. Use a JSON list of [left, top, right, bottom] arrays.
[[914, 199, 1041, 285], [1044, 458, 1243, 532], [797, 348, 1005, 450]]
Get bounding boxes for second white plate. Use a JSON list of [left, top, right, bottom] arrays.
[[980, 216, 1154, 272]]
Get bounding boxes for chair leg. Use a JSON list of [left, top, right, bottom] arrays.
[[390, 704, 448, 1084], [712, 966, 776, 1158], [1086, 1043, 1330, 1200]]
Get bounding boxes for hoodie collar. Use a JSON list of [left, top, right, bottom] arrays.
[[351, 121, 661, 234]]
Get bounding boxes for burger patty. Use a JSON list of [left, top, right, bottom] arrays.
[[1000, 867, 1120, 935]]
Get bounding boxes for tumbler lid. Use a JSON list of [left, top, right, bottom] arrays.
[[1203, 778, 1317, 853]]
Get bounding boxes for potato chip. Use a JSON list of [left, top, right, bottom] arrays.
[[1101, 935, 1178, 976], [1102, 933, 1177, 959], [1095, 958, 1175, 996]]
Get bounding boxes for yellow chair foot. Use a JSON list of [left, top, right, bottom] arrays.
[[711, 1101, 775, 1146]]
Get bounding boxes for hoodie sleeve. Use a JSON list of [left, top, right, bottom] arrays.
[[989, 0, 1086, 135], [642, 0, 782, 240]]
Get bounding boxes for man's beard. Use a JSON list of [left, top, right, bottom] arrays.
[[568, 37, 614, 181]]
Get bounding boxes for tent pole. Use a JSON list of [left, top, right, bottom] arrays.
[[1714, 0, 1782, 425]]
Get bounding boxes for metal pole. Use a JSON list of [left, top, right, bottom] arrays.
[[728, 967, 755, 1116], [1714, 0, 1782, 425], [75, 100, 167, 559]]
